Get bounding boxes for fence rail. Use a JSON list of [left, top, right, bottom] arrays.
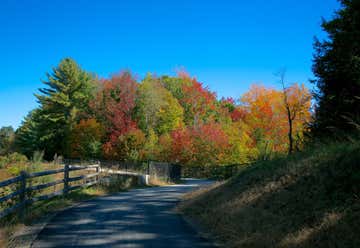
[[0, 175, 23, 188], [0, 162, 101, 219], [181, 163, 251, 179]]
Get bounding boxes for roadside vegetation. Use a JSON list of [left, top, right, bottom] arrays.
[[179, 139, 360, 247]]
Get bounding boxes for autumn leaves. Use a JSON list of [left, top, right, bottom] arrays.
[[17, 59, 311, 165]]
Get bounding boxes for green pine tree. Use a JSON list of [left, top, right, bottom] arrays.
[[18, 58, 96, 159], [16, 109, 42, 157], [312, 0, 360, 137]]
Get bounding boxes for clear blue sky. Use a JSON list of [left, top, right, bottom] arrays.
[[0, 0, 340, 128]]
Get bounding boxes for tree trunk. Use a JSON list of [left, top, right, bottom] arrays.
[[287, 107, 293, 155]]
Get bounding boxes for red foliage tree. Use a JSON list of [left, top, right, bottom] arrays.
[[169, 123, 229, 165], [90, 71, 138, 154], [218, 97, 247, 122], [180, 77, 217, 127]]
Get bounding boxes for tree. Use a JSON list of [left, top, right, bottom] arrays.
[[278, 70, 311, 154], [16, 109, 43, 158], [136, 74, 184, 135], [141, 128, 159, 160], [215, 97, 245, 124], [0, 126, 15, 155], [169, 123, 230, 166], [68, 119, 104, 159], [240, 84, 311, 157], [221, 121, 258, 164], [31, 58, 96, 158], [103, 128, 146, 161], [91, 71, 138, 148], [156, 133, 173, 162], [285, 83, 312, 151], [160, 75, 188, 101], [180, 77, 217, 127], [312, 0, 360, 136], [240, 84, 285, 156]]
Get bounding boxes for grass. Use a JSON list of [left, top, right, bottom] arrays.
[[179, 140, 360, 248]]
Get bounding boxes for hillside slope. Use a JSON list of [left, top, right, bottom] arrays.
[[179, 141, 360, 248]]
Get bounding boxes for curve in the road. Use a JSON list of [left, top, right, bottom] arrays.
[[32, 179, 214, 248]]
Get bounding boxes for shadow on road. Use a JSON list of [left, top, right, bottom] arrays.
[[31, 179, 214, 248]]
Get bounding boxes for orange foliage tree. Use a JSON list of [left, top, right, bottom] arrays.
[[281, 81, 312, 154], [240, 83, 311, 158]]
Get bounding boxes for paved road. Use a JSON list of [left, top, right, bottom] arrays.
[[32, 179, 214, 248]]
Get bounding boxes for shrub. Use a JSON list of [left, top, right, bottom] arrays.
[[32, 150, 44, 164], [0, 153, 28, 169]]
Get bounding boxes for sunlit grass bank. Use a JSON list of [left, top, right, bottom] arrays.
[[179, 140, 360, 248]]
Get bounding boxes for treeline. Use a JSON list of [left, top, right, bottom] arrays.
[[1, 59, 311, 165], [2, 0, 358, 167]]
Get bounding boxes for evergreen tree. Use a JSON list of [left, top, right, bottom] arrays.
[[312, 0, 360, 136], [18, 58, 96, 159], [15, 109, 42, 157]]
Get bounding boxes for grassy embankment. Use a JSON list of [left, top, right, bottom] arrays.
[[179, 140, 360, 248]]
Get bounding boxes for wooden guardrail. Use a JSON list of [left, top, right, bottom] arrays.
[[0, 162, 100, 219]]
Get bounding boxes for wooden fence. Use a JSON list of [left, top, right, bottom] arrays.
[[0, 163, 100, 220], [181, 163, 251, 179]]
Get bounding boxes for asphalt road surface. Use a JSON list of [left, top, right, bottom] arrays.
[[32, 179, 214, 248]]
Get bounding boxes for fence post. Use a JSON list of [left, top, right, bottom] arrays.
[[63, 164, 69, 195], [96, 161, 100, 184], [147, 160, 150, 175], [19, 170, 27, 221]]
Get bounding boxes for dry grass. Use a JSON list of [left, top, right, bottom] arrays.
[[0, 170, 12, 181], [179, 141, 360, 248], [148, 176, 178, 186], [0, 228, 7, 247]]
